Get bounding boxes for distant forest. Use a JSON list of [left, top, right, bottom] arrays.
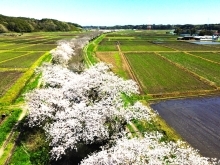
[[0, 14, 82, 33], [86, 24, 220, 35]]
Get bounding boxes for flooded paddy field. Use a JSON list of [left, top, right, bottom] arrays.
[[150, 96, 220, 159]]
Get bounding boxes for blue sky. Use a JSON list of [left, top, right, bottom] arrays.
[[0, 0, 219, 26]]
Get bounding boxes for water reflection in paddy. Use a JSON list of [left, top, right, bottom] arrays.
[[150, 96, 220, 159]]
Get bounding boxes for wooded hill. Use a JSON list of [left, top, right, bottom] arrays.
[[0, 14, 82, 33]]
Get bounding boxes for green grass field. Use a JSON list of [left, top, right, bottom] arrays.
[[159, 52, 220, 86], [15, 44, 57, 51], [98, 38, 175, 51], [125, 52, 214, 94], [0, 52, 45, 68], [120, 44, 173, 51], [188, 52, 220, 63]]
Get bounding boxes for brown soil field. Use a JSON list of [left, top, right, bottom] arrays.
[[150, 96, 220, 160]]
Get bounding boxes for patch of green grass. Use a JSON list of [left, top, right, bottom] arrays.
[[131, 117, 182, 142], [98, 39, 173, 51], [10, 125, 50, 165], [8, 145, 31, 165], [97, 45, 118, 51], [84, 35, 105, 65], [0, 109, 22, 147], [113, 52, 129, 78], [86, 45, 98, 65], [120, 44, 172, 51], [15, 73, 42, 103], [126, 124, 137, 137]]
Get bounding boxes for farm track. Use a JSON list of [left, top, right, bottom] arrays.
[[116, 44, 143, 93], [0, 103, 27, 163], [128, 122, 143, 138]]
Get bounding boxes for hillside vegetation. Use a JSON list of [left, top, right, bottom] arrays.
[[0, 14, 81, 33]]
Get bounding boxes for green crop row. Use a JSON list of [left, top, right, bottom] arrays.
[[159, 52, 220, 86], [125, 52, 213, 95], [188, 52, 220, 63], [120, 44, 173, 51], [97, 39, 174, 51], [0, 52, 30, 62], [160, 41, 220, 51], [0, 44, 28, 50], [0, 52, 45, 68], [15, 44, 57, 51], [97, 45, 118, 51]]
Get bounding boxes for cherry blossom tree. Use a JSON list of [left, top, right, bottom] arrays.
[[50, 32, 102, 71], [81, 132, 216, 165], [50, 41, 74, 67], [26, 62, 152, 160]]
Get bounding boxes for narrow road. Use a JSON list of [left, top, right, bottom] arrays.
[[0, 103, 27, 160]]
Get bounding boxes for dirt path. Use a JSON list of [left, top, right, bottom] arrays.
[[128, 121, 143, 138], [0, 103, 27, 159], [116, 44, 143, 93]]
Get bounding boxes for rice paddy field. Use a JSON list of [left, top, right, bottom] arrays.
[[96, 30, 220, 98], [0, 32, 78, 101]]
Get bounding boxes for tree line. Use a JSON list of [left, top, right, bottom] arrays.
[[87, 24, 220, 35], [0, 14, 82, 33]]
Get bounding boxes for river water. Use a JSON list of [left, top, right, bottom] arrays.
[[150, 96, 220, 160]]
